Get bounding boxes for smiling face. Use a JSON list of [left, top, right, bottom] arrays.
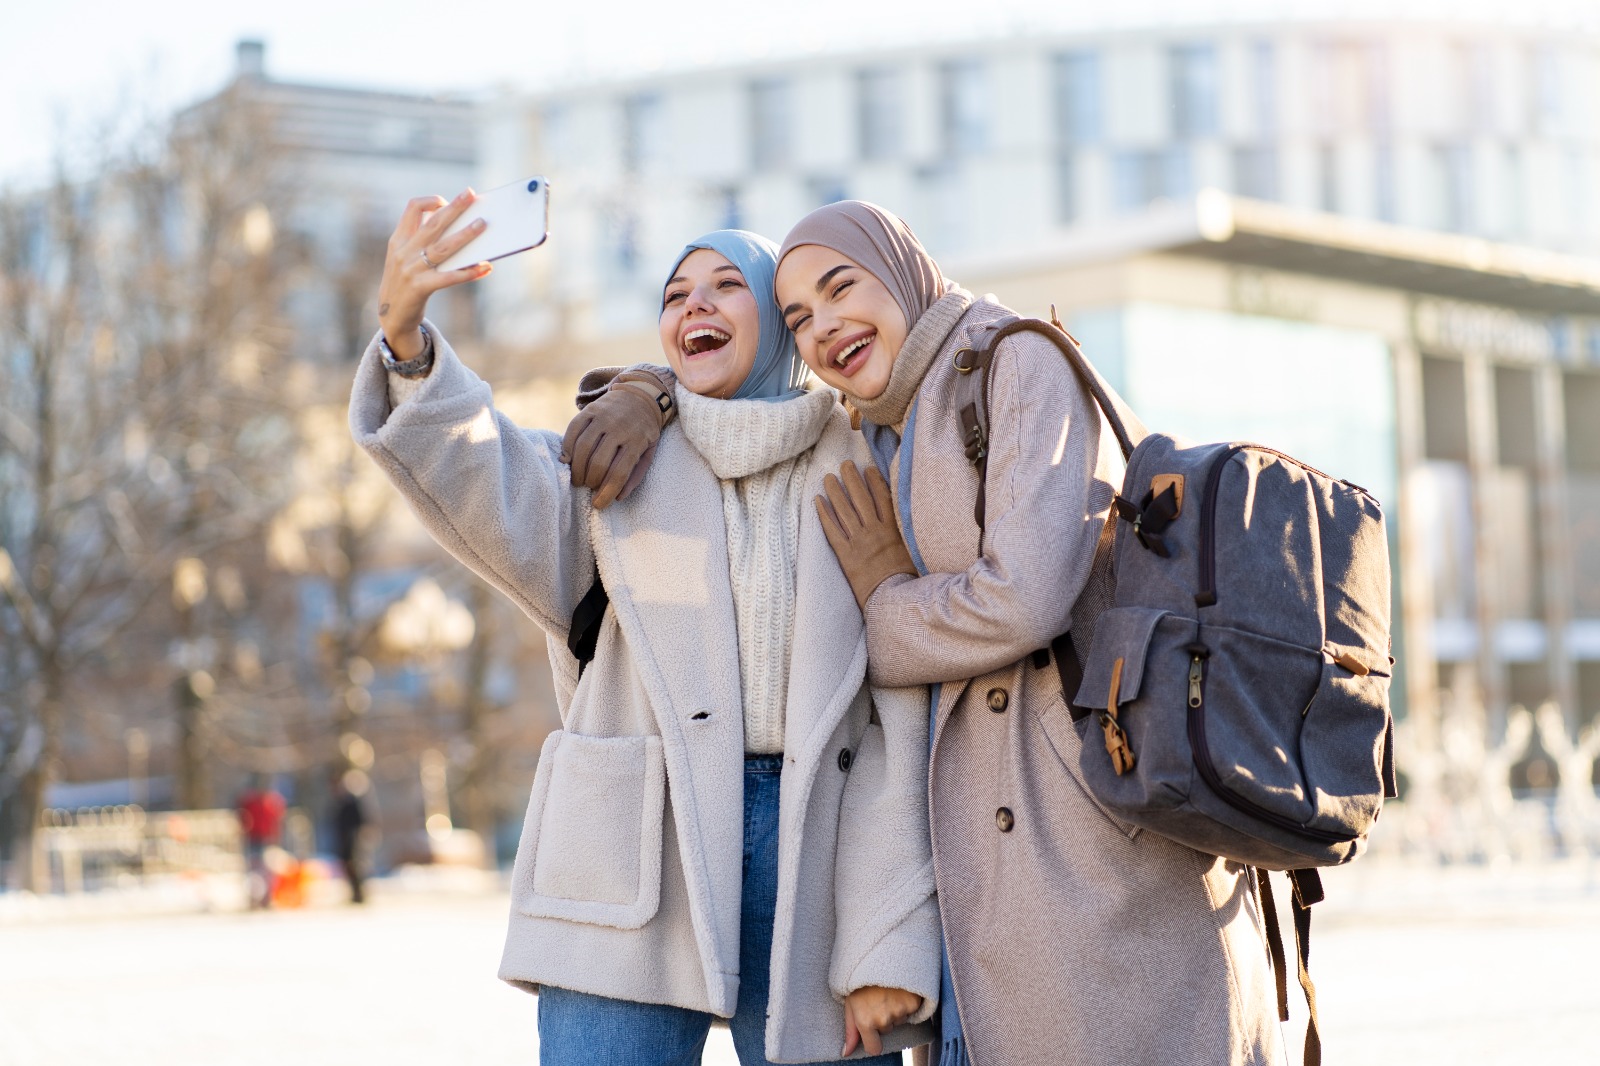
[[776, 245, 908, 402], [658, 248, 762, 398]]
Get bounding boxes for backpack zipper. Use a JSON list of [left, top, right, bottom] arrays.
[[1194, 443, 1375, 609], [1184, 641, 1355, 845]]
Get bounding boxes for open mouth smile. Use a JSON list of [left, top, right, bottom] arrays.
[[826, 330, 875, 376], [681, 326, 731, 358]]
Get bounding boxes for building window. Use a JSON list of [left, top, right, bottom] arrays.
[[1567, 148, 1588, 245], [1052, 51, 1102, 145], [1163, 145, 1195, 200], [1502, 145, 1525, 239], [939, 57, 989, 157], [1168, 43, 1219, 139], [857, 67, 903, 161], [1249, 41, 1276, 138], [1433, 143, 1474, 232], [1311, 39, 1389, 138], [542, 103, 573, 168], [1055, 154, 1078, 225], [1366, 41, 1392, 138], [1317, 143, 1339, 213], [1464, 42, 1495, 135], [603, 208, 639, 279], [1112, 148, 1190, 212], [622, 92, 665, 176], [1309, 41, 1337, 139], [750, 79, 792, 172], [1530, 42, 1563, 136], [1374, 141, 1396, 223], [1233, 145, 1278, 201]]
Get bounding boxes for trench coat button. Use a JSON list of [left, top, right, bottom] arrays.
[[838, 748, 853, 772], [987, 688, 1008, 713], [995, 806, 1015, 832]]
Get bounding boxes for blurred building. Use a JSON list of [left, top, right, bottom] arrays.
[[217, 39, 481, 361], [474, 16, 1600, 353], [950, 193, 1600, 808], [459, 15, 1600, 815]]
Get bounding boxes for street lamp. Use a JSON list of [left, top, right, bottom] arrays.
[[377, 578, 483, 867]]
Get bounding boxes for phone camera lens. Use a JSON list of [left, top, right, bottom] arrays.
[[527, 179, 541, 193]]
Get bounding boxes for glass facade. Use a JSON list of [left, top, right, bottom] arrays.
[[749, 79, 791, 171], [1168, 43, 1220, 139], [940, 57, 990, 157], [621, 92, 664, 175], [1092, 303, 1397, 510], [856, 67, 902, 161], [1052, 50, 1102, 144]]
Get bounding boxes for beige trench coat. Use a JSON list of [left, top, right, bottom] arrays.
[[863, 298, 1284, 1066]]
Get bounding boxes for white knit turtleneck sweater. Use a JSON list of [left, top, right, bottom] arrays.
[[676, 385, 836, 754]]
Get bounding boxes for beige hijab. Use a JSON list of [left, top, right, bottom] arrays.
[[778, 201, 947, 330], [779, 201, 972, 428]]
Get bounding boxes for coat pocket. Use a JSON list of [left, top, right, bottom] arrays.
[[511, 730, 666, 929], [1034, 692, 1142, 841]]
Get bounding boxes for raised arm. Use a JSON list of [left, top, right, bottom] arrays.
[[350, 190, 596, 637], [351, 323, 595, 639]]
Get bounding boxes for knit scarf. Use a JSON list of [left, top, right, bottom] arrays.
[[848, 288, 974, 433], [677, 384, 836, 753]]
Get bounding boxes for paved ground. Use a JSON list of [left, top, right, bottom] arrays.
[[2, 858, 1597, 1065]]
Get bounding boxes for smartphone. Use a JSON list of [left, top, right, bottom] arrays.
[[434, 176, 550, 271]]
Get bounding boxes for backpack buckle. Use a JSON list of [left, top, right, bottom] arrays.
[[952, 347, 979, 374], [1098, 656, 1136, 775]]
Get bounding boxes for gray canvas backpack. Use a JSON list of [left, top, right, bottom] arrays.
[[954, 314, 1397, 1066]]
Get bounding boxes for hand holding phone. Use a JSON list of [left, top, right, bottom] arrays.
[[434, 177, 550, 271], [376, 179, 551, 361]]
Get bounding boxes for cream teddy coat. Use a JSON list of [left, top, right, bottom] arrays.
[[349, 324, 939, 1063]]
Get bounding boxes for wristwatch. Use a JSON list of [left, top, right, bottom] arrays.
[[378, 329, 435, 379]]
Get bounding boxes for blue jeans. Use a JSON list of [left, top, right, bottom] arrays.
[[537, 754, 903, 1066]]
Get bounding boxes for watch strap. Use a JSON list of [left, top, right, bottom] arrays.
[[379, 329, 435, 379]]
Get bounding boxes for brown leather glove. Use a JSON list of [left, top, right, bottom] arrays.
[[561, 367, 676, 509], [815, 461, 916, 610]]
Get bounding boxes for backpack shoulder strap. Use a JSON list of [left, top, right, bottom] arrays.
[[566, 571, 609, 677], [950, 312, 1144, 707], [952, 311, 1145, 534]]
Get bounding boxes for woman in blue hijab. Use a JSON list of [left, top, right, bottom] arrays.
[[666, 229, 809, 401], [561, 229, 811, 503], [357, 201, 937, 1066]]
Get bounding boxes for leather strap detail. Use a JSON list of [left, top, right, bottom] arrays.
[[1099, 656, 1135, 775], [613, 376, 676, 425], [1258, 868, 1326, 1066], [1256, 868, 1291, 1023]]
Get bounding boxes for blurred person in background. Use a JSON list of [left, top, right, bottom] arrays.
[[347, 189, 940, 1065], [329, 769, 373, 905], [236, 774, 286, 910]]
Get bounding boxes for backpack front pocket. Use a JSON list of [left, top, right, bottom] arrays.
[[512, 730, 666, 929]]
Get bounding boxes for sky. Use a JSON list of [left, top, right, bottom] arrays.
[[3, 0, 1598, 185]]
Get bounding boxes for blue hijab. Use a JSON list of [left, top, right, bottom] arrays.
[[664, 230, 807, 402]]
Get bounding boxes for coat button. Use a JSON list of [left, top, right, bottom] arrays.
[[838, 748, 853, 772], [995, 806, 1014, 832], [987, 688, 1008, 712]]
